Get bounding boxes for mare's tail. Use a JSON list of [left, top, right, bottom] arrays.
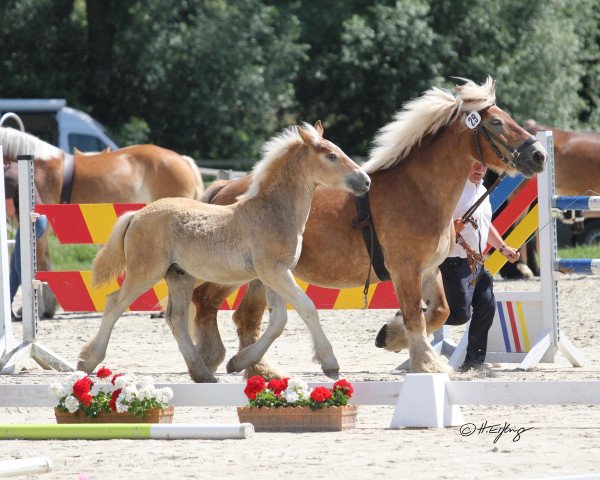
[[92, 211, 136, 286], [181, 155, 205, 200]]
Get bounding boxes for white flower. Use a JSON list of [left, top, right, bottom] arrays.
[[156, 387, 173, 404], [64, 395, 80, 413], [121, 385, 138, 402], [283, 389, 300, 404], [285, 379, 311, 400], [137, 385, 155, 401], [115, 399, 128, 413], [114, 374, 137, 389]]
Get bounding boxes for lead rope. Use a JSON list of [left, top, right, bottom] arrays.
[[456, 231, 485, 287], [457, 170, 506, 286]]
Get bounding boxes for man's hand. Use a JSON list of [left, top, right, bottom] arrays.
[[500, 245, 520, 263], [453, 218, 465, 234]]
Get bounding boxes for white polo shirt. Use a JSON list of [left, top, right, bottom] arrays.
[[449, 179, 492, 258]]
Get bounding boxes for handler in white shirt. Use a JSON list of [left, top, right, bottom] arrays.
[[440, 161, 520, 371]]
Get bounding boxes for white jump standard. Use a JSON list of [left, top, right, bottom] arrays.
[[439, 130, 587, 370]]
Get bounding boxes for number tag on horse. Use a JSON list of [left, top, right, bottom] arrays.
[[465, 112, 481, 129]]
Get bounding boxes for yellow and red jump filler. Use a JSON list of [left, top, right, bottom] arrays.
[[36, 173, 537, 315]]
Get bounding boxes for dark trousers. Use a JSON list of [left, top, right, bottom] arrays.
[[439, 257, 496, 366]]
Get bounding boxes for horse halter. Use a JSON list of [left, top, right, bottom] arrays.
[[472, 105, 540, 170]]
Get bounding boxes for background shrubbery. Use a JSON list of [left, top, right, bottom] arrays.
[[1, 0, 598, 162]]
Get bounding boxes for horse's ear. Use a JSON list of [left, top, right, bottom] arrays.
[[297, 125, 317, 146], [74, 148, 83, 155], [314, 120, 324, 137]]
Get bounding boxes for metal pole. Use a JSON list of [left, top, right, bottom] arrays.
[[17, 155, 38, 341], [0, 146, 17, 357]]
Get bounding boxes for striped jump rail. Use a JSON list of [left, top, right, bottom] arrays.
[[552, 195, 600, 211], [551, 195, 600, 275]]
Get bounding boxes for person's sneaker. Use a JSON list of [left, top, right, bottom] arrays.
[[11, 311, 22, 322]]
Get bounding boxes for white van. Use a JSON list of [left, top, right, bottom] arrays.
[[0, 99, 118, 153]]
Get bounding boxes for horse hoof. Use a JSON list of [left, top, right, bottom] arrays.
[[323, 369, 340, 380], [76, 360, 93, 374], [375, 324, 387, 348], [191, 373, 218, 383], [226, 357, 241, 374]]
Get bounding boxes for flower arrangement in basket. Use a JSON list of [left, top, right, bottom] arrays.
[[49, 367, 174, 423], [237, 376, 357, 432]]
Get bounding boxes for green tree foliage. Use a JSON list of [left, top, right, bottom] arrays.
[[428, 0, 588, 128], [0, 0, 85, 101], [326, 0, 442, 154], [85, 0, 305, 159], [0, 0, 598, 159]]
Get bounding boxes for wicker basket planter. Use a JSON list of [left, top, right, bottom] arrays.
[[54, 405, 175, 424], [237, 405, 357, 432]]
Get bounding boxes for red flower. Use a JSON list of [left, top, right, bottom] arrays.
[[333, 379, 354, 398], [72, 377, 93, 401], [97, 366, 112, 379], [81, 393, 93, 406], [111, 373, 123, 385], [244, 376, 266, 400], [267, 378, 289, 396], [310, 387, 332, 403], [109, 389, 122, 412]]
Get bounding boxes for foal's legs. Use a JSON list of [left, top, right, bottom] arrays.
[[165, 270, 217, 383], [191, 280, 283, 379], [227, 269, 339, 379], [77, 274, 160, 373]]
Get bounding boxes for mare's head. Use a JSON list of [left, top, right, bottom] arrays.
[[239, 121, 370, 201], [364, 76, 546, 178]]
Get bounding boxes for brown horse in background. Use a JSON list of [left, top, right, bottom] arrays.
[[525, 120, 600, 196], [79, 122, 370, 382], [189, 77, 547, 379], [0, 127, 204, 316], [506, 120, 600, 276]]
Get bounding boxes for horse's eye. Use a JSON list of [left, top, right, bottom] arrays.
[[490, 119, 503, 126], [326, 152, 337, 161]]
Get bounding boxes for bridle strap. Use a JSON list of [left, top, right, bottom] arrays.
[[472, 106, 540, 170]]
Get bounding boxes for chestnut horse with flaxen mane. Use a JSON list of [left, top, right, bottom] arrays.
[[189, 77, 547, 379]]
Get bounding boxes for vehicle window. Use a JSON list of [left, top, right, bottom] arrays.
[[68, 133, 107, 153]]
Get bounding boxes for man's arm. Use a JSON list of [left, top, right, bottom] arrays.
[[487, 224, 520, 263]]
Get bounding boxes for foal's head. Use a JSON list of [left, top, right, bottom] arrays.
[[296, 121, 370, 195], [240, 122, 370, 201]]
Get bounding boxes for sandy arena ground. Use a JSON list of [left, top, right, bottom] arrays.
[[1, 276, 600, 480]]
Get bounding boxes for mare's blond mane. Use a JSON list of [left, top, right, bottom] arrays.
[[0, 127, 62, 160], [364, 76, 496, 174]]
